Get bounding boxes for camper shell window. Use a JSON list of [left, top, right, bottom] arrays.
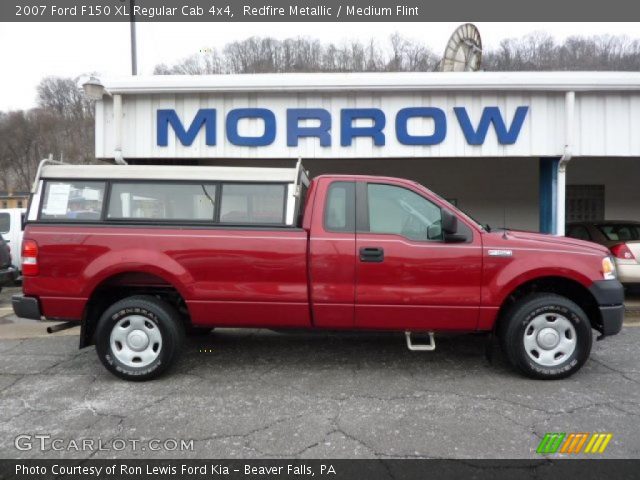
[[37, 180, 289, 226], [39, 181, 105, 221]]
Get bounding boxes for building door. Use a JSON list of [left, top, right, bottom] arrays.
[[567, 185, 605, 222]]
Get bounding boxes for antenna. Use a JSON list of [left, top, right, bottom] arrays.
[[502, 206, 508, 239], [439, 23, 483, 72]]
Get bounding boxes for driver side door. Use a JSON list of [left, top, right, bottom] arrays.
[[355, 181, 482, 331]]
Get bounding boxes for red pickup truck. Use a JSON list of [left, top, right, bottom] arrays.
[[13, 161, 624, 381]]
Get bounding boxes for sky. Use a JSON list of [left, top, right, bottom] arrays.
[[1, 22, 639, 111]]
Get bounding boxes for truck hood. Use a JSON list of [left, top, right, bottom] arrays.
[[487, 229, 609, 255]]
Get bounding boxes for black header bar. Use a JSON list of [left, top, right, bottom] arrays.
[[2, 0, 640, 22], [2, 459, 640, 480]]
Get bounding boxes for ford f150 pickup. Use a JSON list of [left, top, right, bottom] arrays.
[[13, 160, 624, 381]]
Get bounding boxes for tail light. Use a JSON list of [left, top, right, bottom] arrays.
[[21, 239, 39, 276], [610, 243, 636, 260]]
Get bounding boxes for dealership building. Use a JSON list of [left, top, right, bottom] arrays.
[[89, 72, 640, 235]]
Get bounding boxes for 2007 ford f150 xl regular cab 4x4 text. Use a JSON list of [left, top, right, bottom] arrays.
[[12, 161, 624, 381]]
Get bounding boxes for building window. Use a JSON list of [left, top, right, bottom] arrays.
[[1, 201, 7, 209], [567, 185, 605, 222], [17, 200, 23, 208]]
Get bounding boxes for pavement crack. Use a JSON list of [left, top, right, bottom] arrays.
[[0, 375, 24, 396], [590, 357, 640, 386]]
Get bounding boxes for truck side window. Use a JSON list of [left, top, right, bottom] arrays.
[[220, 184, 286, 224], [324, 182, 355, 233], [367, 184, 442, 241], [40, 181, 105, 221]]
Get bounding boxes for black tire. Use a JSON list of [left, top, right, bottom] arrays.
[[95, 295, 185, 381], [498, 293, 592, 380]]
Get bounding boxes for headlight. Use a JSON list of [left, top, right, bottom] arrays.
[[602, 256, 617, 280]]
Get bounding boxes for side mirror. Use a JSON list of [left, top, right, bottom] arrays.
[[442, 210, 468, 243], [441, 209, 458, 234]]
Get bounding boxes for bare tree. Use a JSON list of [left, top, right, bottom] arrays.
[[0, 76, 96, 192], [154, 34, 439, 75], [483, 33, 640, 71]]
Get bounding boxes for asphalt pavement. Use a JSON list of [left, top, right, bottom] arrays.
[[0, 286, 639, 459]]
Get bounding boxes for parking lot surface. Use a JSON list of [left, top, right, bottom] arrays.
[[0, 286, 639, 459]]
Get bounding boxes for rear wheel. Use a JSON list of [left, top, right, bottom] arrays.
[[499, 294, 592, 379], [95, 295, 185, 381]]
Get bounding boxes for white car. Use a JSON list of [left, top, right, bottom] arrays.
[[567, 221, 640, 286], [0, 208, 26, 270]]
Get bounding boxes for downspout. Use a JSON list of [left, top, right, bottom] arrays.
[[556, 91, 575, 236], [113, 94, 128, 165]]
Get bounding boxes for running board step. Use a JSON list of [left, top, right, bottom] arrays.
[[405, 331, 436, 351]]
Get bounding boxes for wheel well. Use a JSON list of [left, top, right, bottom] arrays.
[[80, 272, 190, 348], [495, 276, 602, 333]]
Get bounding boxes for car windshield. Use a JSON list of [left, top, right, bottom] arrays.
[[596, 224, 640, 242]]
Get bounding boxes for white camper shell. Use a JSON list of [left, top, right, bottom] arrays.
[[28, 160, 310, 227]]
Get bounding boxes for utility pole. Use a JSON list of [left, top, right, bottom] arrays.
[[130, 0, 138, 75]]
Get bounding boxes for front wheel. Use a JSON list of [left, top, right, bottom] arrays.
[[499, 293, 592, 379], [95, 295, 185, 381]]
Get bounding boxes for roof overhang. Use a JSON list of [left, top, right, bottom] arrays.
[[99, 72, 640, 95]]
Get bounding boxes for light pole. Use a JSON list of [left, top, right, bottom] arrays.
[[130, 0, 137, 75]]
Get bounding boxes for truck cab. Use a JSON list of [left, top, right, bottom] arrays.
[[13, 161, 624, 381]]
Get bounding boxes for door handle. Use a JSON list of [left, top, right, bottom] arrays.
[[359, 247, 384, 263]]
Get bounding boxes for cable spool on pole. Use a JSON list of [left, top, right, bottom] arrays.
[[439, 23, 483, 72]]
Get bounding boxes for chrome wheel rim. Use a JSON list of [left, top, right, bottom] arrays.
[[110, 315, 162, 368], [523, 312, 577, 367]]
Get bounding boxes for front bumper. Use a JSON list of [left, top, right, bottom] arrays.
[[12, 294, 42, 320], [0, 266, 17, 286], [598, 305, 624, 337], [589, 280, 624, 337]]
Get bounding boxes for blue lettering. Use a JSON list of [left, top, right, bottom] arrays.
[[156, 106, 529, 148], [454, 106, 529, 145], [226, 108, 276, 147], [396, 107, 447, 146], [157, 109, 216, 146], [286, 109, 331, 147], [340, 109, 386, 146]]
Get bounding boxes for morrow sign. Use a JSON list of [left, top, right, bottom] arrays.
[[157, 106, 530, 148]]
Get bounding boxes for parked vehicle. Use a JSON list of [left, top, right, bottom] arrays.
[[13, 161, 624, 381], [0, 208, 26, 271], [0, 234, 17, 293], [567, 221, 640, 286]]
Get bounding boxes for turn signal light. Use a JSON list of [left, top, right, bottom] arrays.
[[610, 243, 636, 260], [21, 239, 39, 276], [602, 257, 617, 280]]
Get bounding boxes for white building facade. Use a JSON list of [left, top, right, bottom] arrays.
[[93, 72, 640, 234]]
